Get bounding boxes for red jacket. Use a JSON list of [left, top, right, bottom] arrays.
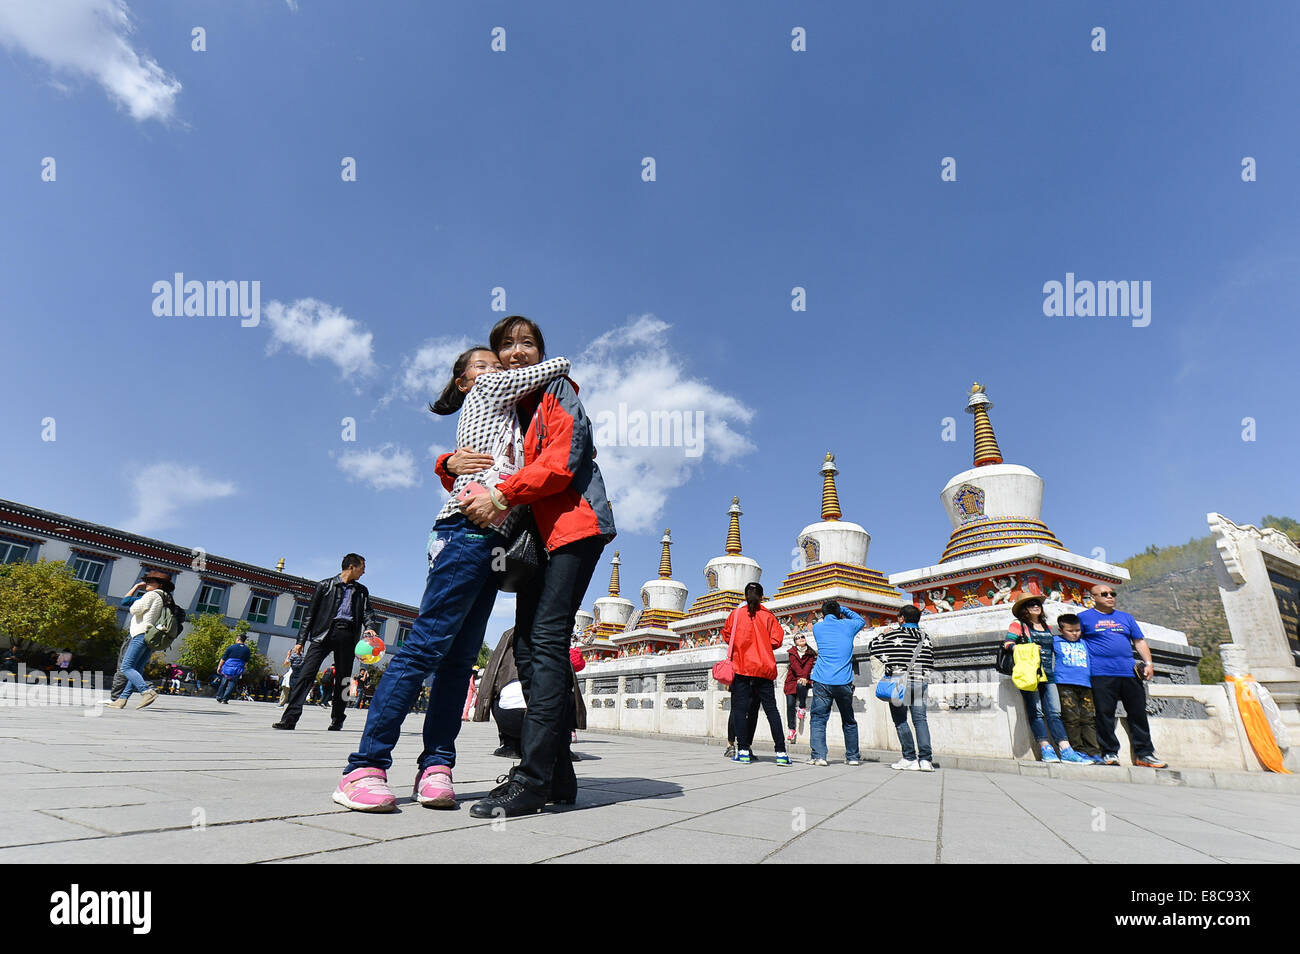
[[721, 604, 784, 680], [783, 647, 817, 695], [438, 376, 615, 553]]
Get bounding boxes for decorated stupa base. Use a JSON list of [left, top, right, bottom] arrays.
[[636, 608, 686, 630], [614, 630, 683, 656], [683, 589, 746, 618], [767, 590, 905, 642], [894, 545, 1126, 617], [577, 637, 621, 663], [772, 562, 900, 603]]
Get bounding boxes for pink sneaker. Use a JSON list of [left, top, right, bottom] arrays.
[[786, 728, 796, 742], [332, 768, 397, 813], [413, 764, 456, 809]]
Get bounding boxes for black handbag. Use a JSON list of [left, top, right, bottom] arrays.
[[994, 640, 1017, 676], [498, 514, 541, 593]]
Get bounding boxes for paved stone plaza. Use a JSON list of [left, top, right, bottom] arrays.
[[3, 694, 1299, 864]]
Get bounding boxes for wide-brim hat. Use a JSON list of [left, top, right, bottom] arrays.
[[1011, 593, 1045, 618]]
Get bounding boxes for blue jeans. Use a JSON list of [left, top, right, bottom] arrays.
[[117, 634, 151, 699], [1019, 682, 1068, 745], [346, 516, 500, 775], [889, 679, 931, 761], [216, 674, 239, 702], [809, 681, 859, 761]]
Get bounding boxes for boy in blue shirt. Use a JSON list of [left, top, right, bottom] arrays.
[[1053, 614, 1101, 763]]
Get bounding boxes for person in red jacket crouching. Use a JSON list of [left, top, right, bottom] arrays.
[[723, 582, 791, 765]]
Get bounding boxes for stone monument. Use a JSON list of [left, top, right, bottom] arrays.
[[1207, 512, 1300, 736]]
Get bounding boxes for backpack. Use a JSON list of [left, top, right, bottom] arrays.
[[1010, 639, 1045, 691], [145, 593, 186, 651]]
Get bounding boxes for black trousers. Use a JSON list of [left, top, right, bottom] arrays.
[[281, 621, 357, 726], [731, 675, 787, 752], [513, 536, 605, 794], [109, 634, 132, 699], [785, 684, 810, 729], [1091, 674, 1155, 760], [493, 702, 525, 749]]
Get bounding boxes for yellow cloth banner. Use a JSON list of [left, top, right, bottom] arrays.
[[1227, 675, 1291, 774]]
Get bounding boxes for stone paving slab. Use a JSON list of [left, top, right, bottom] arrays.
[[764, 828, 936, 865], [3, 694, 1300, 864], [0, 809, 113, 848], [277, 825, 601, 864]]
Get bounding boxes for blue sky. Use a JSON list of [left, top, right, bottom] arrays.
[[2, 1, 1297, 639]]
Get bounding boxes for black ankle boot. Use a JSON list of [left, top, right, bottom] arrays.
[[469, 779, 546, 818]]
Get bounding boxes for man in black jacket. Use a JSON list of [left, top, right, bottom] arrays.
[[273, 554, 380, 731]]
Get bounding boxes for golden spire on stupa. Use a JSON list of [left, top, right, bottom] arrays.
[[820, 453, 842, 521], [658, 530, 673, 579], [608, 551, 621, 596], [725, 497, 743, 555], [966, 382, 1004, 467]]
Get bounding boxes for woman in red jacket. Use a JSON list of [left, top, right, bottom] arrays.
[[443, 315, 616, 817], [783, 630, 817, 742], [722, 582, 791, 765]]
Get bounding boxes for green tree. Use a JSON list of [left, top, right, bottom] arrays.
[[1198, 651, 1224, 684], [1262, 514, 1300, 546], [0, 559, 125, 667], [477, 641, 491, 668]]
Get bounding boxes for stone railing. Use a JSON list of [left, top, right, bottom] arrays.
[[579, 633, 1269, 771]]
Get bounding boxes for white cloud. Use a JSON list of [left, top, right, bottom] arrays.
[[285, 0, 300, 11], [380, 335, 474, 410], [336, 443, 419, 491], [124, 462, 236, 533], [0, 0, 182, 122], [573, 314, 755, 533], [263, 298, 378, 379]]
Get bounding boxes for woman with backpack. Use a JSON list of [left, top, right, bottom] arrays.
[[1003, 595, 1090, 764], [108, 573, 172, 710]]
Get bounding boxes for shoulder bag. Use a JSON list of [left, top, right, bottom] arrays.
[[497, 513, 541, 593], [712, 620, 736, 686], [874, 632, 926, 706]]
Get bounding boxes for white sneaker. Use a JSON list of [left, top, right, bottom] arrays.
[[918, 760, 935, 772], [808, 757, 828, 766], [846, 758, 861, 766], [891, 758, 918, 771]]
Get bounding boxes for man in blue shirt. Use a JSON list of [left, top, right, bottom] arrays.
[[807, 600, 865, 766], [215, 633, 252, 704], [1078, 584, 1167, 768]]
